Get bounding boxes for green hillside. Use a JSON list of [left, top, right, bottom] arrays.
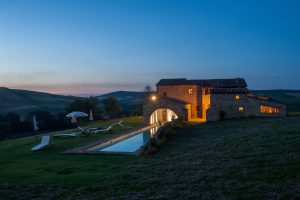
[[0, 87, 78, 114], [1, 88, 299, 116], [0, 116, 299, 199]]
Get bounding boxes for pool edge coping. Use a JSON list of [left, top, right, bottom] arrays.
[[63, 125, 157, 155]]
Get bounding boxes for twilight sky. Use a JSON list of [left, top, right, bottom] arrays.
[[0, 0, 299, 96]]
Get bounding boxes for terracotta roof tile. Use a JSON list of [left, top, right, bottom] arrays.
[[156, 78, 247, 88]]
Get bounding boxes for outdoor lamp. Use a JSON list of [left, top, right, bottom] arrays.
[[151, 95, 157, 101]]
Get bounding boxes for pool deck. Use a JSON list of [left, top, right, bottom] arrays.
[[63, 125, 156, 155]]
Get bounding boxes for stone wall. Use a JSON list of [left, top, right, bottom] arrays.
[[143, 97, 189, 125], [206, 94, 287, 121], [157, 85, 198, 118], [196, 86, 202, 118], [202, 89, 211, 120], [144, 84, 287, 124]]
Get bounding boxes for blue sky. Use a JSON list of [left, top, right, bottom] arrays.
[[0, 0, 299, 95]]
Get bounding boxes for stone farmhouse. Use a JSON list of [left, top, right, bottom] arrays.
[[143, 78, 287, 125]]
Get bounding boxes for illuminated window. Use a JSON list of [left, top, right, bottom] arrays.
[[205, 89, 210, 95], [188, 88, 194, 95], [260, 105, 280, 113], [238, 107, 244, 112], [235, 95, 240, 100]]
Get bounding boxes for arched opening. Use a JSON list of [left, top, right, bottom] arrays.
[[150, 108, 178, 125]]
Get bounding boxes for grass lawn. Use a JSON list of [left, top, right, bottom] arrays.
[[0, 116, 300, 199]]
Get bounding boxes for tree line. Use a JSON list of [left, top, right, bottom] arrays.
[[0, 96, 139, 140], [0, 84, 155, 140]]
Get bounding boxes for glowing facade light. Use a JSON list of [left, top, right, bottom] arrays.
[[151, 95, 157, 101], [260, 105, 279, 113]]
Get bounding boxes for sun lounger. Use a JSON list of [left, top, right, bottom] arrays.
[[54, 128, 90, 138], [53, 133, 81, 138], [112, 120, 132, 129], [78, 127, 86, 132], [31, 135, 51, 151], [88, 121, 131, 133], [94, 125, 113, 133]]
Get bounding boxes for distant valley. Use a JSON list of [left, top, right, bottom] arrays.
[[0, 87, 299, 115], [0, 88, 144, 115], [0, 87, 78, 115]]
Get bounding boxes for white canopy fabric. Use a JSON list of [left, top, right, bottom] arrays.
[[71, 116, 77, 123], [66, 111, 88, 118], [33, 116, 39, 132], [89, 110, 93, 121]]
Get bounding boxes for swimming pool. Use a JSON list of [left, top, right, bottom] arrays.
[[89, 126, 159, 154]]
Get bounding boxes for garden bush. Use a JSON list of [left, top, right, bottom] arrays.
[[142, 117, 187, 155], [0, 122, 11, 140]]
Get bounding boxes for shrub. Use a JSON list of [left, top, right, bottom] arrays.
[[0, 122, 11, 140], [142, 118, 187, 155], [142, 138, 158, 155], [102, 97, 122, 118], [170, 117, 187, 130], [66, 96, 103, 120], [219, 110, 226, 121]]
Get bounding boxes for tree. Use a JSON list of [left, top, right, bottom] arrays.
[[56, 112, 73, 130], [0, 122, 11, 140], [29, 110, 57, 131], [102, 97, 121, 118], [65, 96, 102, 118], [6, 112, 21, 132], [5, 112, 31, 133], [131, 105, 143, 116], [143, 84, 154, 103], [144, 84, 153, 93]]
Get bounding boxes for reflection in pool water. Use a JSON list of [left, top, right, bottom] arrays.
[[99, 127, 158, 153]]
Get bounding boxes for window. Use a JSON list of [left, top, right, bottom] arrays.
[[163, 92, 167, 96], [260, 105, 280, 113], [204, 88, 211, 95], [235, 95, 240, 100], [188, 88, 194, 95], [238, 106, 244, 112]]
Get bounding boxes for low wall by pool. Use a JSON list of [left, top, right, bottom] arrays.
[[64, 125, 159, 155]]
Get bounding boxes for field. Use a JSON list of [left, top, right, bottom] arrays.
[[0, 116, 300, 199]]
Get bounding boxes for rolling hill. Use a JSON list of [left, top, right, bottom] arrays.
[[97, 91, 144, 113], [98, 90, 300, 113], [97, 91, 144, 100], [0, 87, 78, 115], [0, 88, 299, 116], [0, 88, 144, 116]]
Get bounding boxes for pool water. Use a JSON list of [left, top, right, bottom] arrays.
[[99, 127, 158, 153]]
